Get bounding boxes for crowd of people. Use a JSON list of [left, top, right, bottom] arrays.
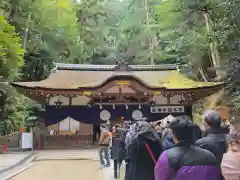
[[98, 110, 240, 180]]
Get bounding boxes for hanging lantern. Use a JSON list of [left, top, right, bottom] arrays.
[[138, 104, 141, 109], [99, 104, 103, 109], [120, 116, 124, 121], [112, 104, 115, 109], [125, 104, 128, 110]]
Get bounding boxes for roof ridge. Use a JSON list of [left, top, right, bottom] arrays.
[[54, 63, 177, 71]]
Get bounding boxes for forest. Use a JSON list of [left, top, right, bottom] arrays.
[[0, 0, 240, 135]]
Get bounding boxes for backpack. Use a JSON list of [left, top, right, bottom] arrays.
[[102, 132, 111, 145]]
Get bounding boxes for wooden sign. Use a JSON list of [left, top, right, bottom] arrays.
[[82, 91, 91, 96], [151, 106, 184, 113], [152, 91, 161, 95], [115, 81, 129, 85]]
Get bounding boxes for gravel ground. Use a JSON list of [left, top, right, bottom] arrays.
[[11, 160, 105, 180]]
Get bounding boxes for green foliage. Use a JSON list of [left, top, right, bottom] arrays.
[[1, 0, 240, 134], [0, 14, 27, 135], [0, 90, 29, 135], [22, 49, 53, 81], [2, 0, 81, 80], [74, 0, 112, 64], [156, 0, 240, 112], [0, 15, 24, 80], [220, 0, 240, 111], [109, 0, 164, 64]]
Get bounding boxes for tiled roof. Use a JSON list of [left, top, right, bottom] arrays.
[[11, 63, 224, 91]]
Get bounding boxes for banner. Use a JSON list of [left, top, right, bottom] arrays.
[[21, 132, 33, 149]]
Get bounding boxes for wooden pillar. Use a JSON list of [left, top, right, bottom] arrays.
[[69, 97, 72, 106], [185, 106, 193, 119], [167, 95, 170, 104], [69, 97, 72, 134]]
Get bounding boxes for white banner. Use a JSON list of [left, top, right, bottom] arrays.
[[21, 132, 33, 149]]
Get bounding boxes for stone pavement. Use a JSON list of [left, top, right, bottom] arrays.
[[0, 149, 126, 180], [102, 163, 125, 180], [11, 159, 125, 180], [11, 160, 104, 180], [0, 152, 33, 174], [35, 149, 100, 161], [34, 149, 125, 180]]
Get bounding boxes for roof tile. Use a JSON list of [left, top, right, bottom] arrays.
[[11, 64, 224, 90]]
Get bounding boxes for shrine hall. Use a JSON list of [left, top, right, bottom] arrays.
[[11, 62, 224, 142]]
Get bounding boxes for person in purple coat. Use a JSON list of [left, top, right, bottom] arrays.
[[155, 116, 221, 180]]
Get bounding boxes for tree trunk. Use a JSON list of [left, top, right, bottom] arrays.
[[23, 14, 31, 52], [144, 0, 154, 65], [203, 12, 220, 79], [199, 67, 208, 82]]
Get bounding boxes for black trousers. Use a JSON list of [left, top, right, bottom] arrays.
[[114, 160, 122, 179]]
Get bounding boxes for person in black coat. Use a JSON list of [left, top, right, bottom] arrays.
[[111, 127, 126, 179], [220, 121, 230, 134], [119, 130, 128, 180], [124, 120, 163, 180], [178, 115, 202, 142], [192, 124, 202, 142], [195, 110, 227, 167], [111, 121, 130, 180]]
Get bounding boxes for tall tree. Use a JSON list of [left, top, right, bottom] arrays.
[[111, 0, 163, 65], [0, 89, 30, 135], [154, 0, 224, 80], [0, 15, 29, 135], [74, 0, 112, 64], [2, 0, 81, 80], [0, 15, 24, 80], [221, 0, 240, 112]]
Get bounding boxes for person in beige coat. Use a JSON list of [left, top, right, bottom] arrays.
[[221, 121, 240, 180]]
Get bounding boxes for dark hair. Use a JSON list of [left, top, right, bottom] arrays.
[[169, 116, 196, 144], [156, 121, 161, 126], [203, 110, 222, 127], [115, 127, 122, 134], [100, 123, 109, 130], [114, 124, 121, 128]]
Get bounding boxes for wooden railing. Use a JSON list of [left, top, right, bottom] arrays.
[[45, 134, 93, 148]]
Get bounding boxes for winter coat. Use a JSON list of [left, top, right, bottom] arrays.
[[195, 127, 227, 167], [192, 124, 202, 142], [155, 142, 220, 180], [125, 131, 163, 180]]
